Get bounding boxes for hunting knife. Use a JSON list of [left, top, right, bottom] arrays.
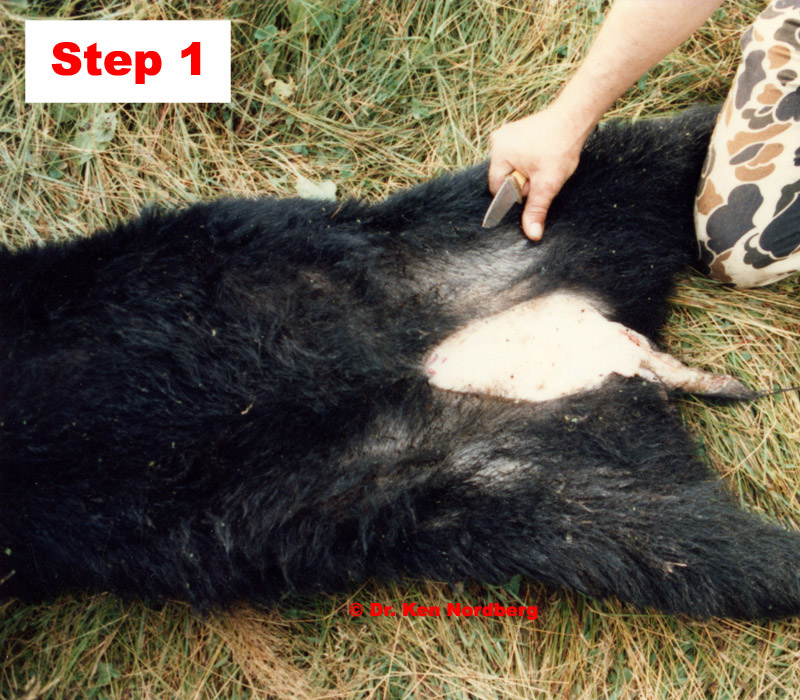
[[482, 170, 527, 228]]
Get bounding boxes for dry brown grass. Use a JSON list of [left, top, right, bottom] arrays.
[[4, 1, 800, 698]]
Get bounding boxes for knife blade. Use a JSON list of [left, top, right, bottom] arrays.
[[482, 170, 527, 228]]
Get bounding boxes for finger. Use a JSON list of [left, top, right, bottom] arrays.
[[487, 159, 514, 195]]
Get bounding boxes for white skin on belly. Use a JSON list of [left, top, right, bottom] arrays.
[[424, 292, 750, 402]]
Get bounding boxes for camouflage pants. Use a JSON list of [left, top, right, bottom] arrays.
[[695, 0, 800, 287]]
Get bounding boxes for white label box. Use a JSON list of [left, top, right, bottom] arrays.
[[26, 20, 231, 103]]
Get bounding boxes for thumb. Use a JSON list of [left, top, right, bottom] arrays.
[[521, 193, 553, 241]]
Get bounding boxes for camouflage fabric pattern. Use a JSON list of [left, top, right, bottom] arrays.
[[695, 0, 800, 287]]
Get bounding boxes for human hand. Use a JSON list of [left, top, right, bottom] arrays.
[[488, 106, 591, 241]]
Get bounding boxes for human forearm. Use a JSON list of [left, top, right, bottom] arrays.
[[488, 0, 725, 240], [552, 0, 726, 136]]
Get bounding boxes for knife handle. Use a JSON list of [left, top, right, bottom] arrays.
[[508, 170, 527, 203], [510, 170, 527, 189]]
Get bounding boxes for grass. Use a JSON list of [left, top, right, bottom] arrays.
[[3, 0, 800, 698]]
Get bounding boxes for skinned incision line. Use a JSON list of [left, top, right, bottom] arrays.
[[424, 292, 753, 402]]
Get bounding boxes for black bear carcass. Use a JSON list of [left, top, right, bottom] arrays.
[[2, 106, 799, 618]]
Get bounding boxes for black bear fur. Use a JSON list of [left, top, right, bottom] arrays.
[[3, 106, 800, 618]]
